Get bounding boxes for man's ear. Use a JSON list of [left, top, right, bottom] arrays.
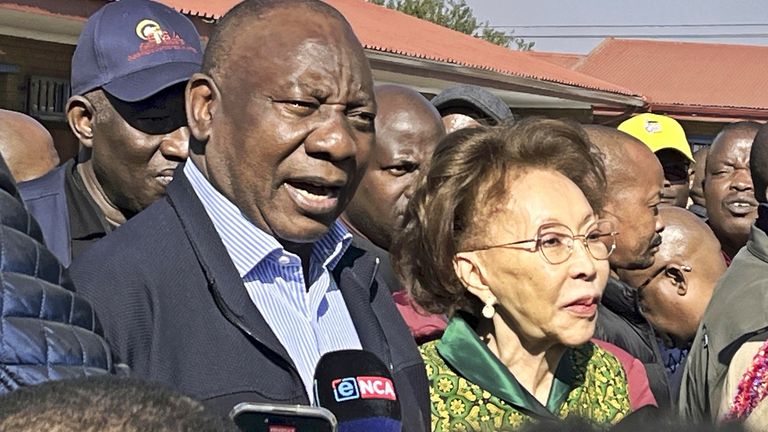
[[66, 96, 95, 149], [453, 252, 493, 303], [186, 73, 219, 143], [673, 265, 690, 296]]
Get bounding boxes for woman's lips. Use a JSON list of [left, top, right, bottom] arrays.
[[564, 296, 599, 317]]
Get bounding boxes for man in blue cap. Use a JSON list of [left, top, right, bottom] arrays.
[[19, 0, 202, 266]]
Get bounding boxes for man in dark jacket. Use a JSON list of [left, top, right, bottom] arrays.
[[70, 1, 429, 430], [680, 124, 768, 422], [0, 153, 114, 392], [584, 125, 671, 408], [18, 0, 201, 266], [341, 84, 447, 342]]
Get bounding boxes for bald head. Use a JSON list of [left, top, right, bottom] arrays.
[[202, 0, 353, 78], [343, 85, 444, 250], [374, 85, 444, 140], [584, 125, 665, 270], [618, 207, 725, 347], [585, 126, 660, 197], [643, 207, 721, 265], [0, 109, 58, 182]]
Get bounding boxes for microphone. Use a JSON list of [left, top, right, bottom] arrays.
[[313, 350, 402, 432]]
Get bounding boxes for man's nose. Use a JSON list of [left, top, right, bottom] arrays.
[[304, 110, 361, 162], [159, 126, 190, 160], [731, 170, 753, 191]]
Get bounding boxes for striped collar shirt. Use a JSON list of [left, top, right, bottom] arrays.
[[184, 161, 362, 401]]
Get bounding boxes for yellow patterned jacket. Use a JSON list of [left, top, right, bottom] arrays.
[[420, 316, 631, 431]]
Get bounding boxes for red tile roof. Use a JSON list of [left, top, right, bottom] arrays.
[[575, 38, 768, 112], [527, 51, 585, 69], [155, 0, 638, 97]]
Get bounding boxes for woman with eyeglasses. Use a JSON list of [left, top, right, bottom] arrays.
[[394, 118, 633, 431]]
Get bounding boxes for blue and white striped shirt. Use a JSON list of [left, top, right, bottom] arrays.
[[184, 162, 362, 401]]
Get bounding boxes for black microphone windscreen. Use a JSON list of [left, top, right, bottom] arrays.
[[313, 350, 401, 432]]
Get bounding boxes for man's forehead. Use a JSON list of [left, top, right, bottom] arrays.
[[224, 20, 372, 96], [231, 6, 357, 58], [709, 137, 753, 164]]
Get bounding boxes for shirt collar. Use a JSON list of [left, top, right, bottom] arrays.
[[184, 161, 351, 278], [437, 315, 574, 418], [66, 160, 111, 240]]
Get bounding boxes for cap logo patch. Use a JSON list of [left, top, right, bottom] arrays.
[[644, 120, 662, 134], [128, 19, 198, 61], [136, 19, 165, 43]]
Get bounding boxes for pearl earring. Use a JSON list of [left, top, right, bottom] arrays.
[[482, 299, 496, 319]]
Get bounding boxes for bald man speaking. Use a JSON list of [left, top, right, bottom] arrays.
[[681, 124, 768, 422]]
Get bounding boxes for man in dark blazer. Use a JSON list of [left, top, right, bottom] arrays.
[[69, 1, 429, 431]]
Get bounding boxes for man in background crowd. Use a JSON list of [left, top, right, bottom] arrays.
[[689, 146, 710, 220], [703, 122, 760, 262], [619, 113, 695, 208], [18, 0, 201, 266], [619, 206, 726, 400], [341, 84, 446, 342], [70, 1, 429, 429], [0, 110, 59, 183], [584, 125, 671, 408], [680, 124, 768, 422], [430, 85, 513, 133]]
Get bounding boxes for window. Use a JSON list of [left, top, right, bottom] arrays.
[[27, 76, 70, 121]]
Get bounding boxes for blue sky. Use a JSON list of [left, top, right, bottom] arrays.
[[466, 0, 768, 53]]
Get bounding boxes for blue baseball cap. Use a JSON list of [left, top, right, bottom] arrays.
[[71, 0, 203, 102]]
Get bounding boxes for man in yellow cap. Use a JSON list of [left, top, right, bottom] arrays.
[[619, 113, 695, 208]]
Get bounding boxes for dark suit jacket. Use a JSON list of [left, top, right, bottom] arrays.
[[70, 167, 430, 432]]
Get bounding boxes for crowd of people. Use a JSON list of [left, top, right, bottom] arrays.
[[0, 0, 766, 431]]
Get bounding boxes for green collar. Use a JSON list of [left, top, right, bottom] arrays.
[[437, 316, 575, 419]]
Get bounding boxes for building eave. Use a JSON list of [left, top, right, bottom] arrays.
[[366, 51, 645, 109]]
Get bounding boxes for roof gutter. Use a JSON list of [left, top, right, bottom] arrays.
[[365, 50, 646, 109], [596, 104, 768, 123]]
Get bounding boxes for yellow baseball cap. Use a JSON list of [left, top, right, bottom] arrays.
[[618, 113, 694, 162]]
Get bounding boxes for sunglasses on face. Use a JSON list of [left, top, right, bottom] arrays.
[[662, 164, 690, 184]]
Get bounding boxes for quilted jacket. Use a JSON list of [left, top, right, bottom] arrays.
[[0, 155, 113, 392]]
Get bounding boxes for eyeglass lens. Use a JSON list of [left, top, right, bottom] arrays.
[[538, 220, 614, 264]]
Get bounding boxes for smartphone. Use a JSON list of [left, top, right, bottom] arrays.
[[230, 402, 338, 432]]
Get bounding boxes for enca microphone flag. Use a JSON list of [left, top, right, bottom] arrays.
[[313, 350, 402, 432]]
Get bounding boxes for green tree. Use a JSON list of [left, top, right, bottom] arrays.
[[369, 0, 534, 50]]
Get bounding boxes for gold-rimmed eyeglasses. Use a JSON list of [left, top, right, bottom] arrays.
[[466, 219, 618, 265]]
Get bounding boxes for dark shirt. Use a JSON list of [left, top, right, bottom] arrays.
[[350, 234, 400, 293], [595, 277, 671, 410], [349, 233, 447, 343], [63, 161, 112, 259], [18, 159, 111, 266]]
